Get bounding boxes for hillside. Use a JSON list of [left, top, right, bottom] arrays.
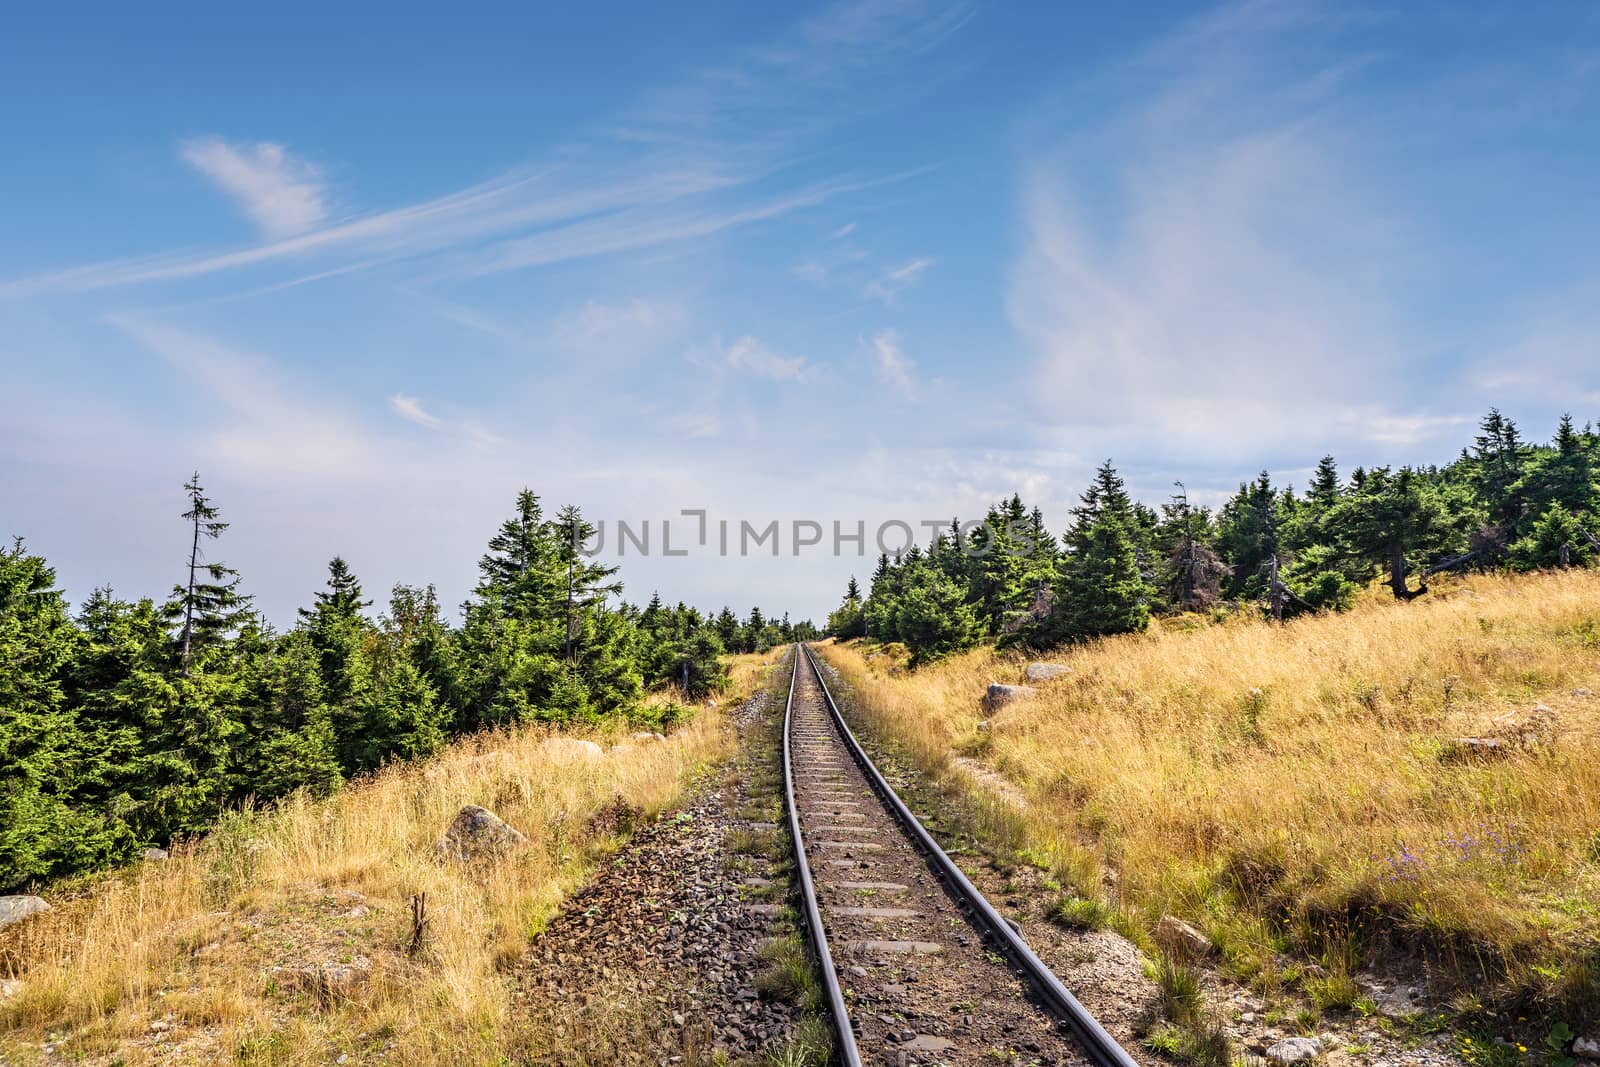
[[0, 702, 737, 1065], [815, 570, 1600, 1038]]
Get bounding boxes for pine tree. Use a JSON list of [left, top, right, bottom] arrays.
[[1524, 415, 1598, 520], [300, 557, 370, 625], [1328, 467, 1454, 599], [827, 577, 867, 638], [1472, 408, 1528, 535], [1510, 503, 1596, 570], [169, 474, 250, 673], [0, 541, 123, 889], [891, 560, 981, 665], [1033, 463, 1153, 645], [476, 489, 561, 621]]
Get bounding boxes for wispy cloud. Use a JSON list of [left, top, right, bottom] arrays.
[[389, 393, 443, 429], [718, 335, 811, 382], [831, 221, 857, 238], [5, 4, 969, 305], [551, 297, 691, 362], [181, 137, 328, 239], [1003, 1, 1486, 462], [869, 329, 915, 397], [866, 256, 934, 302], [110, 315, 382, 481]]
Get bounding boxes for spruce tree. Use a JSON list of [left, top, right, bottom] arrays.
[[169, 474, 250, 672]]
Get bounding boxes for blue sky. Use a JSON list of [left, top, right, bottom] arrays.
[[4, 0, 1599, 626]]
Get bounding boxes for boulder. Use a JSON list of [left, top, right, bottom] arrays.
[[142, 847, 169, 862], [540, 737, 604, 761], [1024, 662, 1072, 683], [630, 731, 667, 743], [435, 805, 530, 862], [983, 684, 1037, 712], [1155, 915, 1213, 959], [1573, 1036, 1600, 1060], [0, 895, 50, 930], [1265, 1037, 1322, 1064]]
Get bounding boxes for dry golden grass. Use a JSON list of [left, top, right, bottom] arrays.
[[817, 571, 1600, 1015], [0, 706, 739, 1065]]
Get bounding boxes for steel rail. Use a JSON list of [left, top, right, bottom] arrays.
[[781, 645, 865, 1066], [796, 641, 1141, 1067]]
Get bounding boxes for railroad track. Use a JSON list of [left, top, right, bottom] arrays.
[[782, 642, 1139, 1067]]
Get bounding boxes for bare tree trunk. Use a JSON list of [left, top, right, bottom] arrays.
[[563, 555, 575, 664], [1389, 551, 1428, 600], [181, 508, 200, 675]]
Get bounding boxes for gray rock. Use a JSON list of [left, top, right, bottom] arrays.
[[631, 731, 668, 743], [0, 895, 50, 930], [1573, 1035, 1600, 1060], [984, 683, 1038, 712], [1266, 1037, 1322, 1064], [1156, 914, 1214, 958], [1, 978, 21, 999], [1023, 662, 1072, 683], [435, 805, 530, 861], [142, 847, 169, 862]]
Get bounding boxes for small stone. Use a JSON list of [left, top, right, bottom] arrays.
[[847, 965, 868, 977], [631, 731, 668, 743], [1023, 662, 1072, 683], [1573, 1036, 1600, 1060], [672, 1012, 685, 1027], [149, 1019, 172, 1033], [0, 895, 50, 930], [1, 979, 22, 999], [142, 847, 169, 862], [1266, 1037, 1322, 1064]]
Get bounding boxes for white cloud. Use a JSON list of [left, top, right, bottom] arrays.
[[721, 335, 811, 382], [389, 393, 443, 429], [831, 221, 857, 238], [870, 329, 915, 397], [866, 256, 933, 302], [181, 137, 328, 239]]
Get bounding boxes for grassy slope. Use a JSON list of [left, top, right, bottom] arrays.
[[0, 657, 790, 1066], [817, 571, 1600, 1024]]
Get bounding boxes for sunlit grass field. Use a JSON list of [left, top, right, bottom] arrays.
[[817, 571, 1600, 1020]]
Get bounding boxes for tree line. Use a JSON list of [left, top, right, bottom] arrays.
[[829, 410, 1600, 663], [0, 482, 813, 891]]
